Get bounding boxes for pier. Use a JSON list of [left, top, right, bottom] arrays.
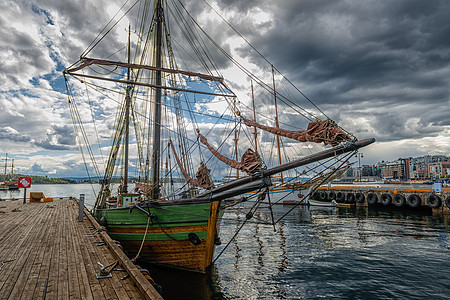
[[0, 197, 163, 299], [314, 185, 450, 214]]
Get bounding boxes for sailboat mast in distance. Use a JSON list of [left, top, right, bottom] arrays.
[[272, 66, 283, 184]]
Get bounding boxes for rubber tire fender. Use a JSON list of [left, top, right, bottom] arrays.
[[445, 196, 450, 208], [319, 191, 328, 201], [393, 194, 406, 207], [313, 192, 320, 200], [367, 193, 378, 205], [407, 194, 421, 208], [380, 194, 392, 206], [329, 191, 336, 201], [346, 193, 355, 204], [355, 192, 365, 203], [336, 192, 345, 203], [427, 194, 442, 209]]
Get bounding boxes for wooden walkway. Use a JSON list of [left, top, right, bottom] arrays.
[[0, 197, 163, 300]]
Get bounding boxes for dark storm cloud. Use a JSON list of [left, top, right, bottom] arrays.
[[33, 124, 76, 150], [38, 0, 126, 62], [216, 0, 261, 12], [216, 0, 450, 142], [245, 0, 450, 100]]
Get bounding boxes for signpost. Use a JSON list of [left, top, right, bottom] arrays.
[[18, 177, 31, 204]]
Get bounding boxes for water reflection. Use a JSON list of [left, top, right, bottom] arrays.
[[277, 221, 287, 273], [147, 265, 224, 300], [0, 188, 21, 200], [4, 185, 449, 299]]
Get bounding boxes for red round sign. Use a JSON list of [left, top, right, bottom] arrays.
[[18, 177, 32, 189]]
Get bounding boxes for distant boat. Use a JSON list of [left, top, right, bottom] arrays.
[[64, 0, 373, 273], [282, 199, 337, 208], [0, 154, 18, 190], [307, 199, 337, 208]]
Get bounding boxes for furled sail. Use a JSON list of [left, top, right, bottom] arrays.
[[169, 139, 212, 189], [240, 115, 352, 146], [199, 134, 263, 174]]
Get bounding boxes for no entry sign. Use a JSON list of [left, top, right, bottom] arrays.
[[18, 177, 32, 189]]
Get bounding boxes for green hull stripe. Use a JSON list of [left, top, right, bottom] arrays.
[[109, 231, 207, 241], [106, 222, 207, 228]]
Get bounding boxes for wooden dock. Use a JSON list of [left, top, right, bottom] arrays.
[[0, 197, 163, 299]]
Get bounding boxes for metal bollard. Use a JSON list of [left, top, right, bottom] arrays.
[[78, 194, 85, 222]]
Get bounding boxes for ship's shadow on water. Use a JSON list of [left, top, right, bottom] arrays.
[[139, 263, 225, 300], [145, 204, 450, 300]]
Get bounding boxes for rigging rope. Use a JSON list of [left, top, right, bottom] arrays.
[[200, 0, 330, 121]]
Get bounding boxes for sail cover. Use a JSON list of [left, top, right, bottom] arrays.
[[199, 134, 263, 174], [240, 116, 352, 146], [169, 139, 212, 189]]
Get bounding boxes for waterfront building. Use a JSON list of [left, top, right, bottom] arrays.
[[361, 165, 380, 177], [378, 159, 409, 180], [428, 162, 450, 180], [379, 155, 450, 181]]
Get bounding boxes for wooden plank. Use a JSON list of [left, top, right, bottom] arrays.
[[92, 232, 135, 300], [17, 204, 56, 299], [32, 205, 59, 299], [0, 203, 48, 297], [44, 203, 63, 299], [75, 225, 105, 300], [2, 203, 50, 299], [66, 203, 92, 300], [84, 206, 163, 300], [57, 203, 71, 300], [77, 213, 117, 300], [0, 197, 162, 300]]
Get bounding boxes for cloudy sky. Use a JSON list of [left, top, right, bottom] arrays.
[[1, 0, 449, 178]]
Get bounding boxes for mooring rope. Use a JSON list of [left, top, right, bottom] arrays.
[[133, 215, 151, 260]]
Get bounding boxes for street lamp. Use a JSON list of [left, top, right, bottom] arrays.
[[355, 152, 364, 182]]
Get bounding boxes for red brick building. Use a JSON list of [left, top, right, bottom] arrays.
[[379, 155, 450, 180]]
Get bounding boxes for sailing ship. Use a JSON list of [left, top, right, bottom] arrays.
[[0, 154, 19, 191], [64, 0, 374, 273]]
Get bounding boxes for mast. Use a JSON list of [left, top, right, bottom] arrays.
[[234, 98, 239, 179], [123, 24, 132, 194], [251, 81, 258, 152], [151, 0, 163, 200], [272, 66, 283, 184]]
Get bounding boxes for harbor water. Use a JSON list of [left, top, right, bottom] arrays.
[[2, 184, 449, 299]]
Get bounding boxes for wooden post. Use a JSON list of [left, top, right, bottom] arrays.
[[78, 194, 85, 222]]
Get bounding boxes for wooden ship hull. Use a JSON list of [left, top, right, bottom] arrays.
[[94, 199, 222, 272]]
